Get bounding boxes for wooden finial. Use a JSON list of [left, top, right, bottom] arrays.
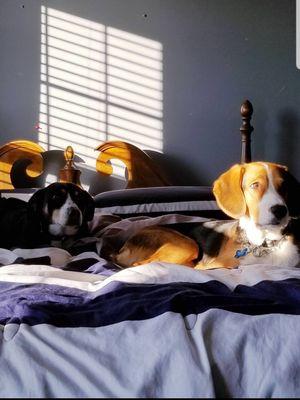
[[59, 145, 82, 187], [240, 99, 254, 163]]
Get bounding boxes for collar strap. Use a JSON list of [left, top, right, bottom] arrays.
[[235, 226, 286, 258]]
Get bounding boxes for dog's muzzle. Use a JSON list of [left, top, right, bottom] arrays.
[[67, 207, 81, 226]]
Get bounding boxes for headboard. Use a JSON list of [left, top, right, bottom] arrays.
[[0, 99, 254, 191]]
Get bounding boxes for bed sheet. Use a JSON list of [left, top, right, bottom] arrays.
[[1, 213, 300, 398]]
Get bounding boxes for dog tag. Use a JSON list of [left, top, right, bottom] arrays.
[[235, 248, 249, 258]]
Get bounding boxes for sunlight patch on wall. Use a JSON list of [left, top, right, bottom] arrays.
[[39, 6, 163, 181]]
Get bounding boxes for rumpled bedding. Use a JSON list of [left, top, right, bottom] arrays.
[[1, 212, 300, 398]]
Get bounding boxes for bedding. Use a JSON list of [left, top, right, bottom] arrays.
[[94, 186, 227, 219], [1, 212, 300, 397]]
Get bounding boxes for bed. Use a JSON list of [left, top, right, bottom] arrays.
[[1, 100, 300, 398]]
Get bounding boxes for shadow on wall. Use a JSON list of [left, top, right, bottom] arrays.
[[276, 109, 300, 174], [251, 104, 267, 162], [146, 150, 209, 186], [82, 164, 127, 195]]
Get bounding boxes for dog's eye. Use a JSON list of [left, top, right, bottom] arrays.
[[52, 194, 61, 203], [250, 182, 260, 190]]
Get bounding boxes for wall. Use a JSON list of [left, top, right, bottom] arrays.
[[0, 0, 299, 192]]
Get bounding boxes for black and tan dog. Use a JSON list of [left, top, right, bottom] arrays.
[[0, 182, 95, 249], [114, 162, 300, 270]]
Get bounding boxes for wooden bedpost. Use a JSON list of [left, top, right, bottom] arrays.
[[240, 99, 254, 163]]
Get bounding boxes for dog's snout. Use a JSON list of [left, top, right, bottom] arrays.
[[271, 205, 288, 220], [67, 207, 81, 225]]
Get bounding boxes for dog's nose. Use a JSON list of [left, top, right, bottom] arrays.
[[67, 207, 81, 225], [271, 205, 288, 220]]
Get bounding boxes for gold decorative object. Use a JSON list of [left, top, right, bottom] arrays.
[[59, 145, 82, 187], [95, 140, 170, 188], [0, 140, 45, 189]]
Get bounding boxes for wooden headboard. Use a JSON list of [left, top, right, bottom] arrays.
[[0, 99, 254, 191]]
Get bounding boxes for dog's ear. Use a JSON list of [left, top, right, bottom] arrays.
[[278, 168, 300, 217], [213, 164, 246, 219], [27, 188, 47, 218], [81, 191, 95, 221]]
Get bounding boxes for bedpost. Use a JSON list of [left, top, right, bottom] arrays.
[[240, 99, 254, 163]]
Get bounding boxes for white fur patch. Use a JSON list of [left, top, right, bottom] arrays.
[[239, 216, 265, 245], [258, 164, 288, 227], [239, 237, 299, 268], [49, 194, 82, 236]]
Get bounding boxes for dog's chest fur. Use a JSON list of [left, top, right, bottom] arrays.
[[191, 220, 300, 269], [238, 233, 299, 268]]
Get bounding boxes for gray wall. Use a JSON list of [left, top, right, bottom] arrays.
[[0, 0, 299, 191]]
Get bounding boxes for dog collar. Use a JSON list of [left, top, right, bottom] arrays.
[[235, 227, 287, 258], [235, 247, 250, 258]]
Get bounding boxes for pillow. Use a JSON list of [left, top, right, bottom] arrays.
[[0, 188, 38, 201], [94, 186, 228, 219]]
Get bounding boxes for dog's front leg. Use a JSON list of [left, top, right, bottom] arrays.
[[194, 258, 239, 270], [194, 237, 240, 270]]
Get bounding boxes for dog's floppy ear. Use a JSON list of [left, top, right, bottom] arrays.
[[213, 164, 246, 219], [27, 188, 47, 217], [81, 191, 95, 221], [278, 168, 300, 217]]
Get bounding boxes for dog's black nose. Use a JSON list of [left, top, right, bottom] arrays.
[[271, 205, 288, 220], [67, 208, 81, 225]]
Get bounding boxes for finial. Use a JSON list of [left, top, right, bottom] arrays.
[[240, 100, 253, 119], [59, 145, 82, 187], [240, 99, 254, 163]]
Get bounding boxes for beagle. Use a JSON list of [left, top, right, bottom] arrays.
[[113, 162, 300, 270]]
